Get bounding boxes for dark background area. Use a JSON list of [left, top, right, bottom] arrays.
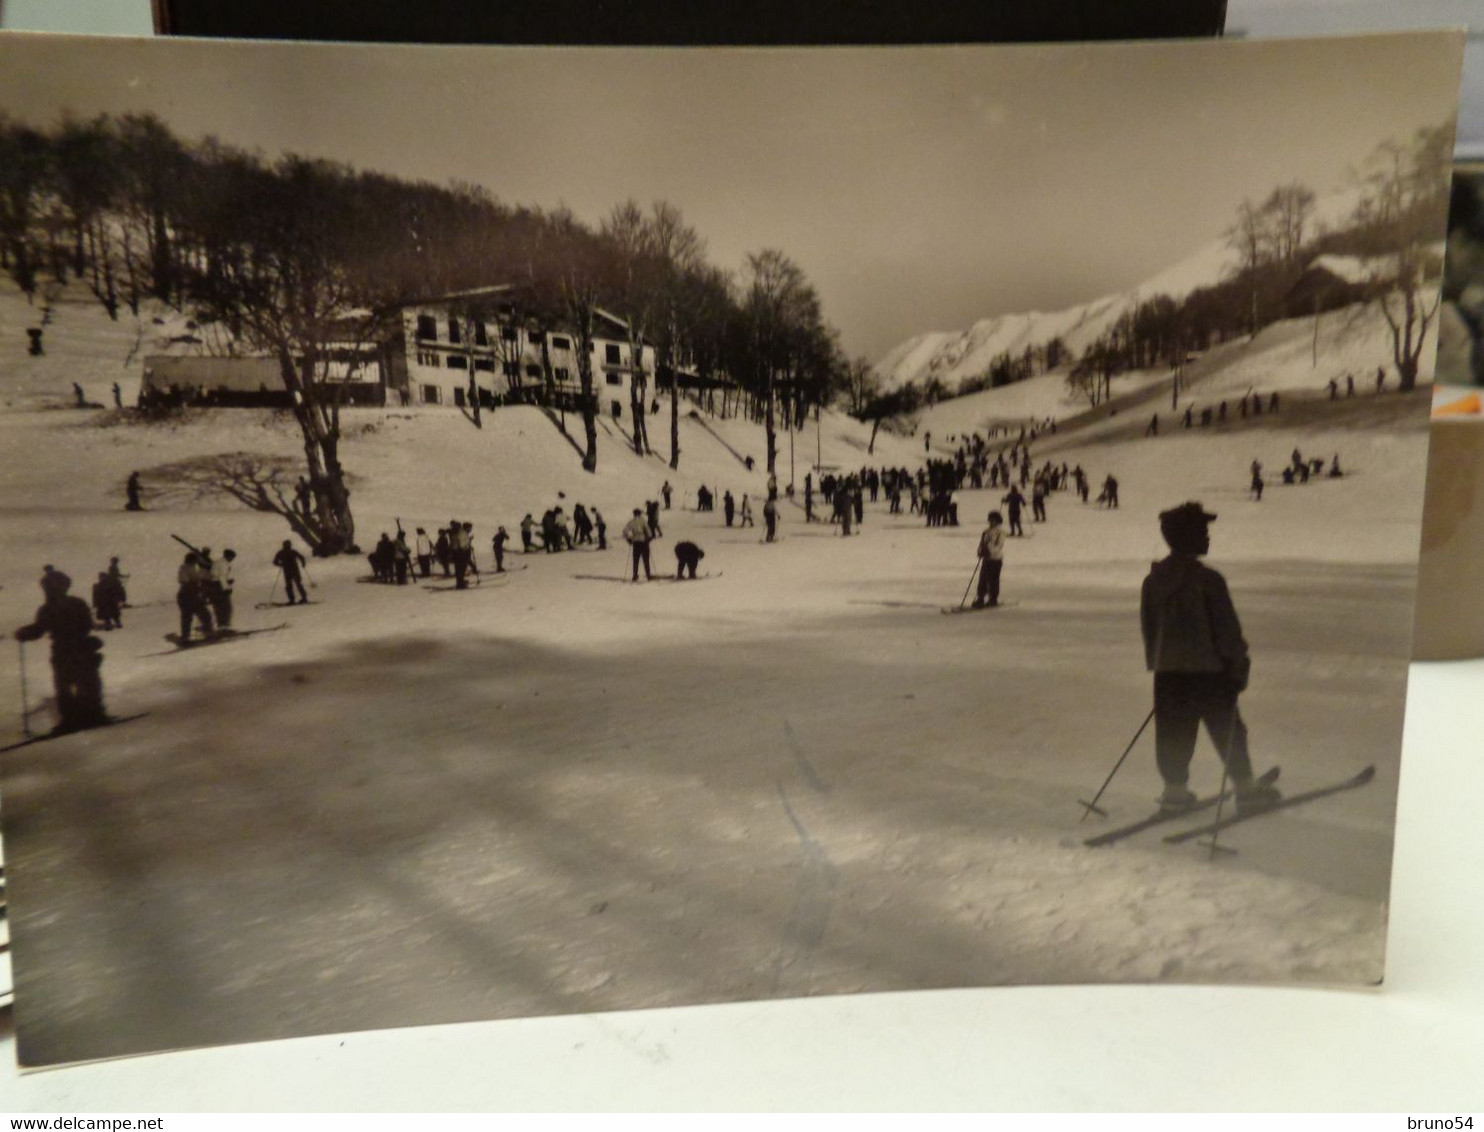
[[152, 0, 1228, 44]]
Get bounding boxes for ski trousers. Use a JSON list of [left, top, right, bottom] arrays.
[[1153, 671, 1254, 786]]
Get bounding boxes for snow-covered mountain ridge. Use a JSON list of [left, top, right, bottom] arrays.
[[876, 187, 1366, 393], [873, 235, 1236, 394]]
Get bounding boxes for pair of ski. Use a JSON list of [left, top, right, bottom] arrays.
[[148, 623, 289, 655], [1, 711, 150, 754], [1083, 765, 1375, 848]]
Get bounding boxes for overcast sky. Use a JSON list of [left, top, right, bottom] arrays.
[[0, 31, 1464, 359]]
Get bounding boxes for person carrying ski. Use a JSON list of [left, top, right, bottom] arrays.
[[15, 568, 107, 733], [176, 551, 216, 642], [273, 540, 309, 605], [974, 511, 1006, 608], [674, 540, 705, 579], [1140, 502, 1280, 815], [624, 508, 654, 581]]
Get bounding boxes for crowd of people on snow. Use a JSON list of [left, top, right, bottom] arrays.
[[18, 372, 1382, 757]]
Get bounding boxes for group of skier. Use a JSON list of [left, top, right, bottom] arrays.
[[1247, 447, 1346, 500]]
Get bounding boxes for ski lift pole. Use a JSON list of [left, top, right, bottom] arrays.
[[1078, 706, 1156, 821], [18, 639, 33, 739]]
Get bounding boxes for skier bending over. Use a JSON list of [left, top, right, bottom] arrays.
[[15, 568, 108, 734], [674, 540, 705, 580], [1140, 502, 1280, 815]]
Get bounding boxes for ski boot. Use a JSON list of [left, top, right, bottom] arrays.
[[1235, 770, 1282, 815]]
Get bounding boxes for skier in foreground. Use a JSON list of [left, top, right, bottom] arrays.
[[1140, 502, 1280, 815], [14, 568, 108, 734]]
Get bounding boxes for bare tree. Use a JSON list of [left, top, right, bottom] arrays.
[[1351, 125, 1453, 391], [181, 153, 392, 553], [739, 249, 822, 477], [844, 356, 879, 414], [1260, 182, 1317, 265]]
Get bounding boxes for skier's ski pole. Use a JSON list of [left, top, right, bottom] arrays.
[[18, 639, 33, 739], [303, 563, 317, 590], [1077, 706, 1156, 820], [957, 559, 982, 609], [1198, 714, 1242, 858]]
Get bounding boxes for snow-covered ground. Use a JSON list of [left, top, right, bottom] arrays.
[[0, 280, 1430, 1065]]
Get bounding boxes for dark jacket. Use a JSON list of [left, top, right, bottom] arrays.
[[1140, 555, 1249, 684], [17, 596, 97, 658]]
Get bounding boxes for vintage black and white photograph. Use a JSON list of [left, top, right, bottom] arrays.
[[0, 31, 1463, 1067]]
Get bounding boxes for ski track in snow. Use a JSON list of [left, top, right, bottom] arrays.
[[0, 278, 1421, 1063]]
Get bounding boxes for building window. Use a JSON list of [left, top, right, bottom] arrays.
[[421, 384, 441, 405], [605, 372, 622, 386], [416, 314, 438, 341], [454, 387, 466, 407], [611, 401, 623, 419], [605, 343, 621, 365], [503, 361, 518, 377], [552, 336, 571, 351], [528, 331, 543, 348], [417, 350, 440, 368], [553, 367, 570, 382], [501, 327, 518, 342], [447, 354, 468, 370], [525, 364, 542, 378], [474, 358, 494, 372], [475, 322, 489, 346], [448, 318, 461, 345]]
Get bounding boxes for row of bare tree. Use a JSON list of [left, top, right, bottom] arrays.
[[0, 112, 867, 553]]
